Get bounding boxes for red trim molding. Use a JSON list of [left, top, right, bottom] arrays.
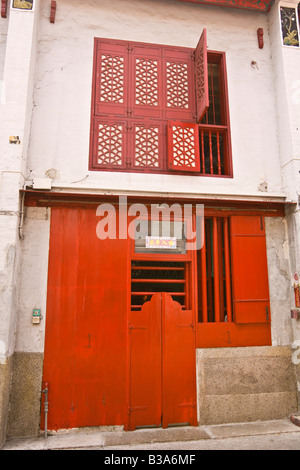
[[176, 0, 273, 12], [21, 189, 289, 217]]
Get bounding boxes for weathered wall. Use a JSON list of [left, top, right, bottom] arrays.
[[0, 1, 40, 446], [3, 207, 50, 440], [197, 346, 298, 425], [265, 217, 294, 346]]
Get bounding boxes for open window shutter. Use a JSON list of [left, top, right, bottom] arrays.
[[230, 216, 271, 324], [167, 121, 200, 172], [194, 29, 209, 123]]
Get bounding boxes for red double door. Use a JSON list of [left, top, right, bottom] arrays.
[[128, 292, 197, 431]]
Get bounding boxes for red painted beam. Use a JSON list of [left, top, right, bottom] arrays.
[[176, 0, 273, 12]]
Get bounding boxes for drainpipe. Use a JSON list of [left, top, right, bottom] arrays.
[[41, 382, 49, 439]]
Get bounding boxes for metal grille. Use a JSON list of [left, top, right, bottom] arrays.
[[197, 217, 232, 323]]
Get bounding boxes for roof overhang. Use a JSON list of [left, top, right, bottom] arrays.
[[176, 0, 274, 13]]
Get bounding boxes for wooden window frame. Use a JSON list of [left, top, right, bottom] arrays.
[[89, 38, 233, 178], [196, 213, 271, 348], [198, 51, 233, 177]]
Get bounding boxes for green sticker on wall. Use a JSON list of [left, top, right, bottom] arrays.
[[12, 0, 34, 11]]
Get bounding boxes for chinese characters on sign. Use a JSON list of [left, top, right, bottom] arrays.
[[11, 0, 34, 10], [146, 236, 177, 250]]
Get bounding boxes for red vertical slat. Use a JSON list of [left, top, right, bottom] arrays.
[[209, 131, 213, 174], [201, 130, 205, 174], [213, 217, 221, 322], [201, 228, 208, 322], [223, 218, 232, 322], [217, 131, 221, 175], [210, 63, 216, 125], [195, 29, 209, 123]]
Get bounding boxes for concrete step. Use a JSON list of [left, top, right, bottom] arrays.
[[2, 418, 300, 450]]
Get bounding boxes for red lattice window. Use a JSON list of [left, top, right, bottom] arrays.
[[90, 33, 232, 177]]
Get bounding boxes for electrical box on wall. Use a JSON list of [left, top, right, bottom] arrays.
[[32, 308, 42, 324], [33, 178, 52, 190]]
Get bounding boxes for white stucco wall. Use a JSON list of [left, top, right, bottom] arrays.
[[26, 0, 284, 200], [15, 207, 50, 353]]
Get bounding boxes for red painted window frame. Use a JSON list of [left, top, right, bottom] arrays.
[[197, 51, 233, 177], [89, 38, 233, 178], [195, 213, 271, 348]]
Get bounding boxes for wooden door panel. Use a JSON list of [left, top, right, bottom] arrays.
[[42, 207, 128, 431], [128, 292, 197, 430], [162, 294, 197, 427], [128, 294, 162, 430]]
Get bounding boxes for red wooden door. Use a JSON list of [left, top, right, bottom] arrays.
[[162, 293, 197, 428], [128, 293, 197, 430], [42, 207, 129, 431]]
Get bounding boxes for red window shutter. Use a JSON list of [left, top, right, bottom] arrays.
[[92, 118, 127, 169], [130, 44, 163, 120], [194, 29, 209, 123], [167, 121, 200, 172], [94, 40, 129, 117], [163, 47, 195, 122], [230, 216, 271, 324], [130, 121, 164, 170]]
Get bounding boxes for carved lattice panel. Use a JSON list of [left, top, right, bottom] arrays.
[[167, 122, 200, 172], [97, 122, 124, 166], [135, 58, 159, 106], [166, 61, 189, 109], [133, 125, 160, 168], [100, 54, 124, 103], [195, 29, 209, 123]]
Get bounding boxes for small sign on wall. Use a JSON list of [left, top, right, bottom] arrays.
[[11, 0, 34, 11]]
